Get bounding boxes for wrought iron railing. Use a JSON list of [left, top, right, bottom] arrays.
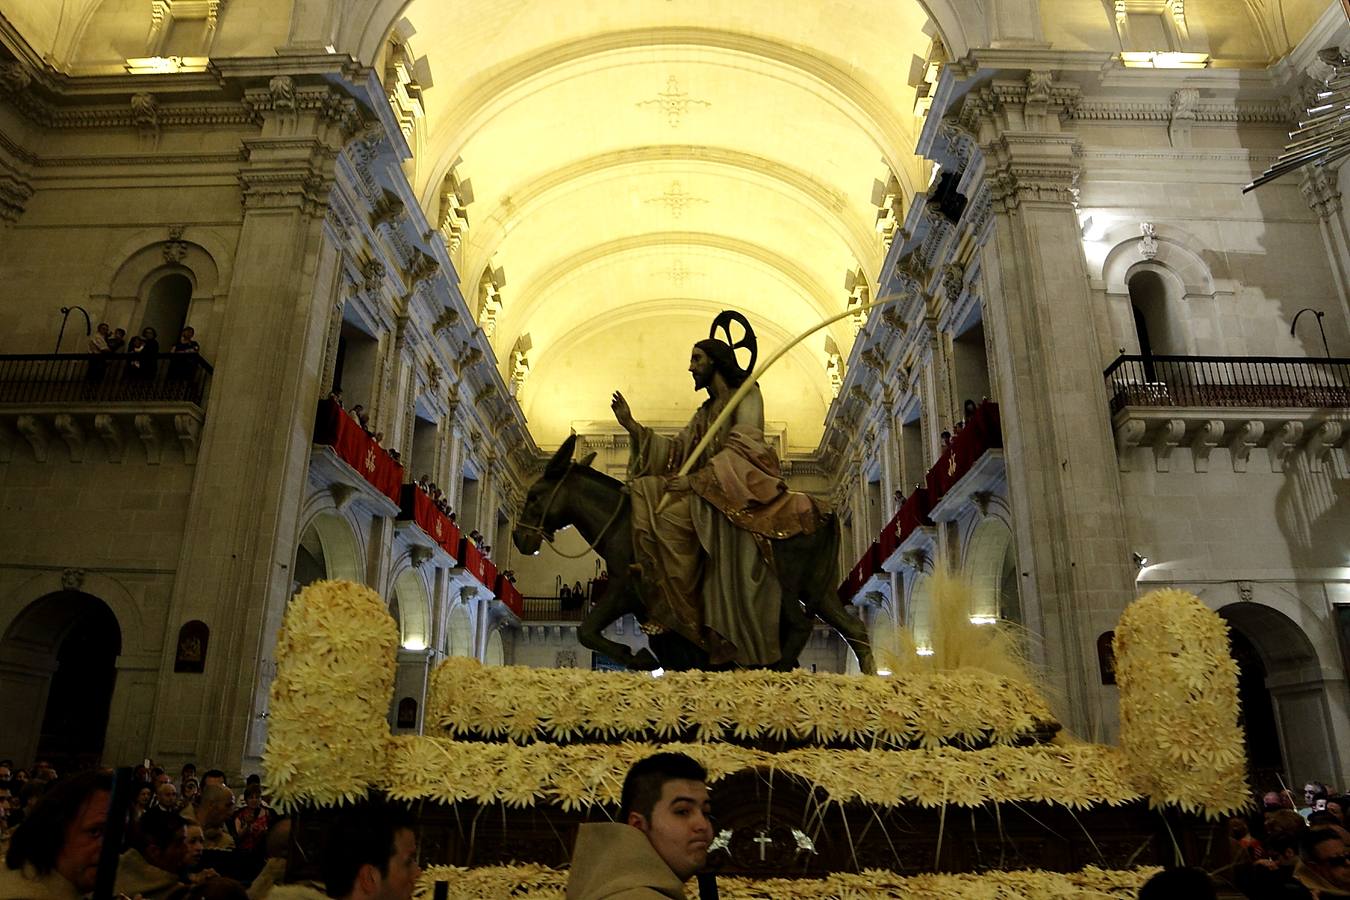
[[1104, 355, 1350, 414], [0, 353, 213, 406], [519, 596, 587, 623]]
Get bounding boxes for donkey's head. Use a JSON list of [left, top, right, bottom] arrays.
[[511, 434, 596, 555]]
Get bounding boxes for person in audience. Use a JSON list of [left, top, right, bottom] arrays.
[[168, 326, 202, 384], [115, 807, 194, 900], [940, 430, 951, 450], [328, 390, 344, 409], [1237, 827, 1310, 899], [1267, 791, 1296, 813], [243, 817, 290, 900], [182, 778, 201, 809], [566, 751, 713, 900], [182, 764, 198, 784], [963, 398, 978, 422], [108, 327, 127, 353], [1303, 783, 1331, 819], [1330, 796, 1350, 827], [201, 771, 228, 791], [1298, 827, 1350, 896], [155, 781, 182, 813], [572, 581, 584, 600], [132, 784, 155, 824], [15, 782, 47, 827], [139, 326, 162, 376], [89, 323, 112, 354], [0, 769, 112, 898], [319, 803, 419, 900], [0, 764, 10, 783], [233, 785, 270, 855], [0, 783, 12, 859], [199, 785, 236, 851]]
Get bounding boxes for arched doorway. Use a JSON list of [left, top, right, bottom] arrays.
[[484, 629, 505, 666], [1219, 602, 1335, 790], [391, 568, 430, 650], [965, 518, 1022, 627], [141, 271, 193, 342], [0, 592, 121, 771], [292, 511, 363, 593], [448, 605, 473, 657]]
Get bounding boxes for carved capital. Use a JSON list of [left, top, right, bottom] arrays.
[[1305, 420, 1343, 473], [984, 134, 1082, 212], [53, 413, 85, 463], [16, 414, 49, 462], [1114, 417, 1145, 471], [134, 414, 162, 464], [174, 414, 201, 464], [1227, 420, 1264, 473], [1189, 419, 1224, 473], [1300, 165, 1343, 222], [1269, 420, 1304, 473], [93, 414, 125, 463], [131, 92, 160, 146], [1151, 418, 1186, 473], [61, 568, 86, 591]]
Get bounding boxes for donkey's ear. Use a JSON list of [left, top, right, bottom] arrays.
[[545, 433, 577, 479], [577, 451, 597, 468]]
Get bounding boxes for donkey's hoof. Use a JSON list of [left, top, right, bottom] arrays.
[[631, 648, 661, 671]]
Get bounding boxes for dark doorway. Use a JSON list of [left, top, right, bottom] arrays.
[[1228, 627, 1285, 791], [0, 592, 122, 773]]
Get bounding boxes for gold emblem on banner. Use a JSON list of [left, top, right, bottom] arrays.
[[364, 448, 377, 474], [947, 454, 957, 477]]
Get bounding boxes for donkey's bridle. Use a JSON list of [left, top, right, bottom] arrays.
[[516, 463, 626, 559]]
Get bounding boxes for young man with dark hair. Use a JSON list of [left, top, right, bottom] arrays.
[[566, 752, 713, 899], [0, 769, 112, 898], [202, 770, 228, 790], [115, 807, 193, 900], [1299, 827, 1350, 896], [320, 804, 420, 900]]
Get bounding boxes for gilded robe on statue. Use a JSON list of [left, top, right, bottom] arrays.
[[627, 382, 825, 666]]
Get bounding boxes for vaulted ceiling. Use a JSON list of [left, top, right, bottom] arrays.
[[389, 1, 938, 452]]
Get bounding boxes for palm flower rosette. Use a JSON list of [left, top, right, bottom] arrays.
[[1113, 588, 1248, 817], [263, 579, 398, 809]]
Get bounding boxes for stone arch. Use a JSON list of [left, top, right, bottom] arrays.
[[90, 229, 228, 355], [294, 504, 364, 586], [962, 515, 1022, 626], [906, 571, 933, 652], [390, 565, 432, 650], [1217, 600, 1338, 789], [447, 603, 473, 657], [483, 626, 505, 666], [1099, 224, 1222, 358], [0, 590, 122, 770]]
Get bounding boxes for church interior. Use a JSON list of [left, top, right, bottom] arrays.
[[1, 0, 1350, 894]]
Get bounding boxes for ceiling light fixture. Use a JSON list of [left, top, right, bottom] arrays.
[[1120, 51, 1210, 69]]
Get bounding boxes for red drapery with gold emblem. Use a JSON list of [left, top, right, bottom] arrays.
[[926, 401, 1002, 502], [314, 400, 403, 503], [459, 538, 488, 585], [399, 485, 461, 556], [495, 575, 522, 617]]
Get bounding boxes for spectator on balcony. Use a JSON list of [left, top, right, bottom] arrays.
[[328, 390, 344, 409], [940, 430, 952, 450], [108, 327, 127, 354], [86, 323, 113, 383], [573, 581, 584, 600], [349, 405, 370, 434], [169, 327, 202, 384], [963, 398, 978, 422]]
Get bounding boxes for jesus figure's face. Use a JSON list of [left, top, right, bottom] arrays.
[[689, 347, 714, 391]]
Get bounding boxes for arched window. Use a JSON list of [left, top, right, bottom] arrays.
[[1127, 268, 1185, 379], [142, 272, 193, 342]]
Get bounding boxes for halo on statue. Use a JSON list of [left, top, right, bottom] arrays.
[[708, 309, 757, 377]]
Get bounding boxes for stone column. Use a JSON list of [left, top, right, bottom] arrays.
[[149, 79, 380, 767], [967, 80, 1137, 737], [1301, 165, 1350, 331], [445, 422, 464, 512]]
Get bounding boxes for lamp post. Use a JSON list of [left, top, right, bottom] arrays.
[[56, 305, 91, 353], [1291, 307, 1331, 358]]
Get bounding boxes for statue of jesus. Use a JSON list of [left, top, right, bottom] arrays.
[[609, 312, 825, 667]]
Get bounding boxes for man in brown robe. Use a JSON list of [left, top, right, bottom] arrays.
[[610, 327, 824, 666]]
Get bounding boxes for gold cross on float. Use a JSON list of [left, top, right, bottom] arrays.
[[636, 76, 711, 128], [644, 180, 708, 218]]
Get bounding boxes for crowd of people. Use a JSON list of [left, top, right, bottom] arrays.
[[0, 759, 282, 900], [7, 750, 1350, 899], [86, 324, 203, 382], [892, 397, 987, 507], [1217, 781, 1350, 898]]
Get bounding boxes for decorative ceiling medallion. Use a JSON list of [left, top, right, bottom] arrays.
[[636, 76, 711, 128], [644, 180, 708, 218], [654, 259, 702, 286]]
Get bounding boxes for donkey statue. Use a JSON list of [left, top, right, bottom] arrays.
[[512, 435, 874, 674]]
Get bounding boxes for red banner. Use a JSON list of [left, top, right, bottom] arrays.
[[926, 401, 1002, 503], [314, 399, 403, 504], [400, 484, 461, 556], [895, 486, 934, 544], [495, 575, 523, 617], [459, 538, 488, 585]]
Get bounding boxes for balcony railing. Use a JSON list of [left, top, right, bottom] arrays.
[[1105, 355, 1350, 414], [519, 596, 587, 623], [0, 353, 213, 406]]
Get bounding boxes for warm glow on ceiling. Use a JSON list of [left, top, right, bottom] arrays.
[[394, 0, 937, 453]]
